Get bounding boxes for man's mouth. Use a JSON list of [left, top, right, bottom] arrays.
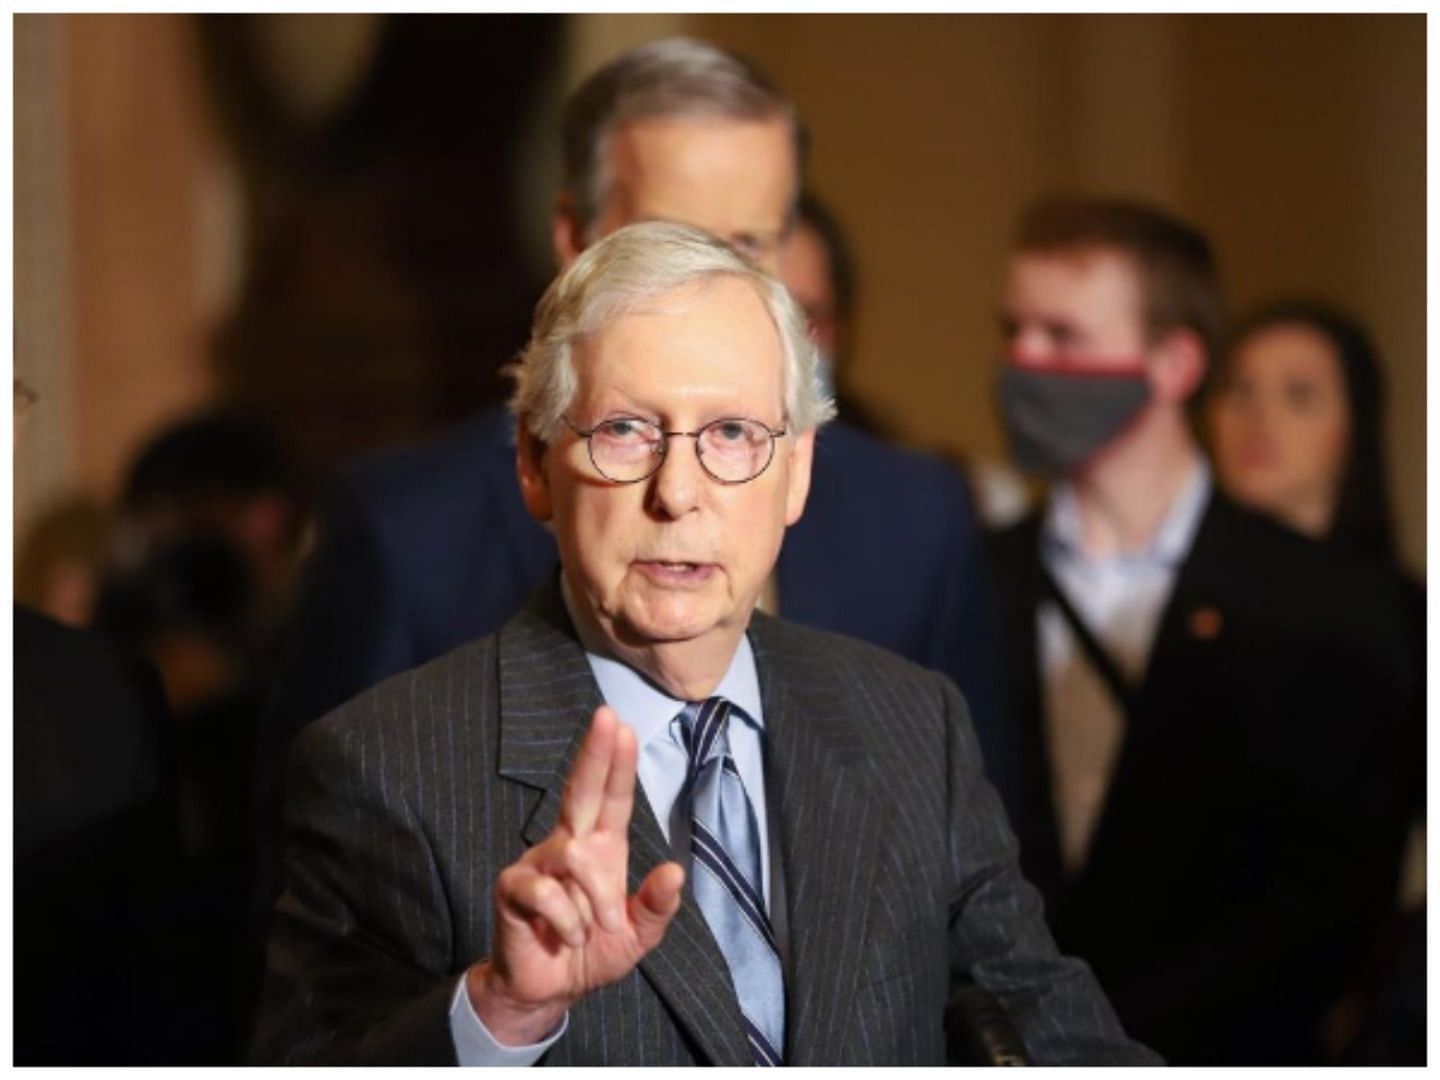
[[634, 559, 716, 584]]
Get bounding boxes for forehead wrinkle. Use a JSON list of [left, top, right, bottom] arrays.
[[575, 287, 786, 424], [584, 372, 783, 426]]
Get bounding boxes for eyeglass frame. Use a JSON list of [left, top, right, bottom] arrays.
[[561, 414, 790, 486]]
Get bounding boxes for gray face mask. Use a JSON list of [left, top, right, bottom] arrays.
[[997, 362, 1150, 476]]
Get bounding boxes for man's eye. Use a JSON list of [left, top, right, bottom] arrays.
[[596, 419, 651, 442], [713, 421, 748, 442]]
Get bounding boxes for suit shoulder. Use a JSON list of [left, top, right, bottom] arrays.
[[337, 407, 515, 515], [817, 421, 966, 491], [1203, 496, 1402, 608], [1189, 497, 1414, 687]]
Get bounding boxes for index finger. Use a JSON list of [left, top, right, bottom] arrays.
[[560, 705, 619, 837], [594, 718, 638, 835]]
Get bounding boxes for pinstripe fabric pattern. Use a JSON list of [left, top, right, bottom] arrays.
[[252, 581, 1158, 1065]]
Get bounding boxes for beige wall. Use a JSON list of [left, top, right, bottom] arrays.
[[682, 13, 1426, 572]]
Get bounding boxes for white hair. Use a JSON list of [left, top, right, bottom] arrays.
[[508, 221, 835, 440]]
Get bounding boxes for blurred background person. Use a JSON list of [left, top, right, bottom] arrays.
[[1207, 301, 1409, 566], [100, 410, 311, 855], [1205, 299, 1425, 1063], [113, 409, 311, 640], [89, 408, 313, 1056], [779, 191, 1034, 529], [988, 196, 1416, 1065], [777, 188, 1011, 771], [779, 191, 883, 437], [15, 378, 215, 1064]]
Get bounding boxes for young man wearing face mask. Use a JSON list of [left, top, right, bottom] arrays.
[[988, 197, 1416, 1065]]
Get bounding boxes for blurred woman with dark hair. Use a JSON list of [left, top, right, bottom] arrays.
[[1206, 300, 1401, 562], [1206, 299, 1424, 1065]]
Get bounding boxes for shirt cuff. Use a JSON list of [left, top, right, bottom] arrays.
[[448, 974, 568, 1066]]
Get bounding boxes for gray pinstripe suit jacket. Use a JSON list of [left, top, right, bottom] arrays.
[[253, 583, 1156, 1065]]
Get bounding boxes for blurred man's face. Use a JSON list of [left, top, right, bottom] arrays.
[[519, 276, 813, 660], [1000, 248, 1149, 370], [778, 220, 840, 357], [560, 115, 796, 273]]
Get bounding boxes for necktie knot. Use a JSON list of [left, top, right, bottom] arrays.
[[679, 696, 735, 775]]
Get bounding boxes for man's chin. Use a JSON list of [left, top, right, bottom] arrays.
[[609, 600, 736, 651]]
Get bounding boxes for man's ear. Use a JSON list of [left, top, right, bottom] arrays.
[[1148, 328, 1207, 406], [551, 193, 586, 270], [783, 428, 816, 527], [515, 418, 554, 523]]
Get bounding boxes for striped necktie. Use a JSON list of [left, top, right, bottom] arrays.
[[679, 697, 786, 1066]]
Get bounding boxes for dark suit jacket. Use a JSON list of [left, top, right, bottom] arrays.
[[258, 407, 1011, 824], [990, 493, 1416, 1065], [252, 584, 1153, 1065]]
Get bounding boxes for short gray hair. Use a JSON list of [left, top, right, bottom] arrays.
[[509, 221, 835, 440], [561, 37, 807, 239]]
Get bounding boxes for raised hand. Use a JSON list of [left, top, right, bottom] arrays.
[[466, 706, 685, 1045]]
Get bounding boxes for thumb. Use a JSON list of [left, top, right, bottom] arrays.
[[629, 861, 685, 952]]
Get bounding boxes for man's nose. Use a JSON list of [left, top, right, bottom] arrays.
[[646, 437, 704, 519]]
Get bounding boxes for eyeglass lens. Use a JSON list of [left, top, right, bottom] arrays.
[[586, 417, 778, 483]]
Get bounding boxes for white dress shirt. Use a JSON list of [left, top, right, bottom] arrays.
[[1038, 456, 1211, 872], [450, 596, 774, 1066]]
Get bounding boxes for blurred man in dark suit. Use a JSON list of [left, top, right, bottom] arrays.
[[258, 36, 1009, 877], [253, 222, 1156, 1066], [988, 195, 1415, 1064]]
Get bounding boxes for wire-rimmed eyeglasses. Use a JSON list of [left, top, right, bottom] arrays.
[[562, 415, 788, 485]]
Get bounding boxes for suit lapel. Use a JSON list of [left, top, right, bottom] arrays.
[[496, 584, 752, 1065], [749, 615, 886, 1066]]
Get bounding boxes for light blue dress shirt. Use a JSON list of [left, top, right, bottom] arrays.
[[450, 602, 775, 1066]]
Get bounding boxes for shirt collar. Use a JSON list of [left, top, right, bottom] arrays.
[[559, 576, 765, 750], [1044, 454, 1212, 569]]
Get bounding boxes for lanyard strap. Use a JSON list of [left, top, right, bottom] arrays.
[[1039, 566, 1139, 721]]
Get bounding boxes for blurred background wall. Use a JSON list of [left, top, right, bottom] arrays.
[[13, 12, 1426, 581]]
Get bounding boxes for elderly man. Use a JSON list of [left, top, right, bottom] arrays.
[[258, 38, 1009, 857], [253, 223, 1154, 1066]]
